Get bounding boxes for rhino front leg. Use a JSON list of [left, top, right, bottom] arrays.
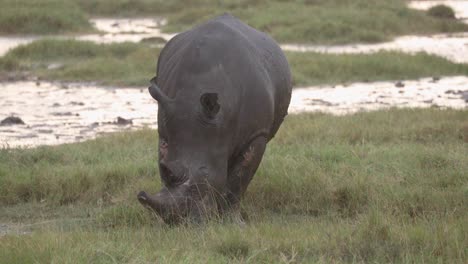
[[222, 136, 267, 221]]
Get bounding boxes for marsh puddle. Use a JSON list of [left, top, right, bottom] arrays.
[[289, 76, 467, 114], [0, 81, 158, 148], [1, 77, 466, 148], [281, 32, 468, 64], [79, 18, 176, 44]]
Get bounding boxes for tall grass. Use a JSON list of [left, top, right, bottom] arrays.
[[0, 108, 467, 262]]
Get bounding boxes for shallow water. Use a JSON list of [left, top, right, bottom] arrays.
[[0, 81, 158, 148], [79, 18, 176, 44], [1, 77, 466, 148], [281, 32, 468, 64]]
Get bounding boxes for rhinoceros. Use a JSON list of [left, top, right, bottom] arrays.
[[137, 14, 292, 224]]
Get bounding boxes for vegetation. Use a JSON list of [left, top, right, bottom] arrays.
[[72, 0, 468, 44], [2, 39, 468, 87], [1, 108, 467, 263], [1, 0, 467, 44], [428, 5, 456, 19], [0, 0, 92, 34], [287, 51, 468, 86], [0, 40, 160, 87]]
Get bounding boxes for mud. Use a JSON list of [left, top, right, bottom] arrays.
[[1, 77, 466, 148], [0, 81, 158, 148]]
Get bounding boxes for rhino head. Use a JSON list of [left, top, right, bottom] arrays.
[[138, 73, 234, 224]]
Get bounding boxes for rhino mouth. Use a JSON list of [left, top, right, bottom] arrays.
[[137, 183, 223, 225]]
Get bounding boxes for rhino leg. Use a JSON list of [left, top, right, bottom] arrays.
[[223, 136, 267, 220]]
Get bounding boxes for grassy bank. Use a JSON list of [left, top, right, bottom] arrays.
[[1, 0, 467, 44], [0, 40, 159, 87], [1, 108, 467, 262], [2, 39, 468, 87], [74, 0, 468, 44], [0, 0, 92, 34]]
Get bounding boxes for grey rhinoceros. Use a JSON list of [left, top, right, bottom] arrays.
[[138, 14, 292, 224]]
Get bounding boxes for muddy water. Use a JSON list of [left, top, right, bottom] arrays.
[[289, 76, 467, 114], [0, 82, 158, 148], [1, 77, 466, 148], [79, 18, 176, 44], [281, 32, 468, 64]]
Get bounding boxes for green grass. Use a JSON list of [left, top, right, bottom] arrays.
[[2, 39, 468, 87], [428, 5, 456, 19], [1, 108, 467, 263], [0, 40, 160, 87], [74, 0, 468, 44], [288, 51, 468, 86], [0, 0, 92, 34], [1, 0, 467, 44]]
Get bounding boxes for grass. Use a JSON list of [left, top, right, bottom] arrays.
[[1, 0, 467, 44], [0, 0, 92, 34], [2, 39, 468, 87], [75, 0, 468, 44], [428, 5, 456, 19], [1, 108, 467, 263], [287, 51, 468, 86], [0, 40, 160, 87]]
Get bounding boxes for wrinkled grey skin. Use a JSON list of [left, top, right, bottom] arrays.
[[138, 14, 292, 224]]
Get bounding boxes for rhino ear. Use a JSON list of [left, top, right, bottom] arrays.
[[200, 93, 220, 119]]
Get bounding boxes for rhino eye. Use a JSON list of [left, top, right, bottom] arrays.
[[200, 93, 220, 119]]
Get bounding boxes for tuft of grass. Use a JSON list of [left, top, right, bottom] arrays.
[[2, 39, 468, 87], [213, 231, 250, 260], [0, 0, 92, 34], [0, 109, 467, 262], [428, 5, 456, 19]]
